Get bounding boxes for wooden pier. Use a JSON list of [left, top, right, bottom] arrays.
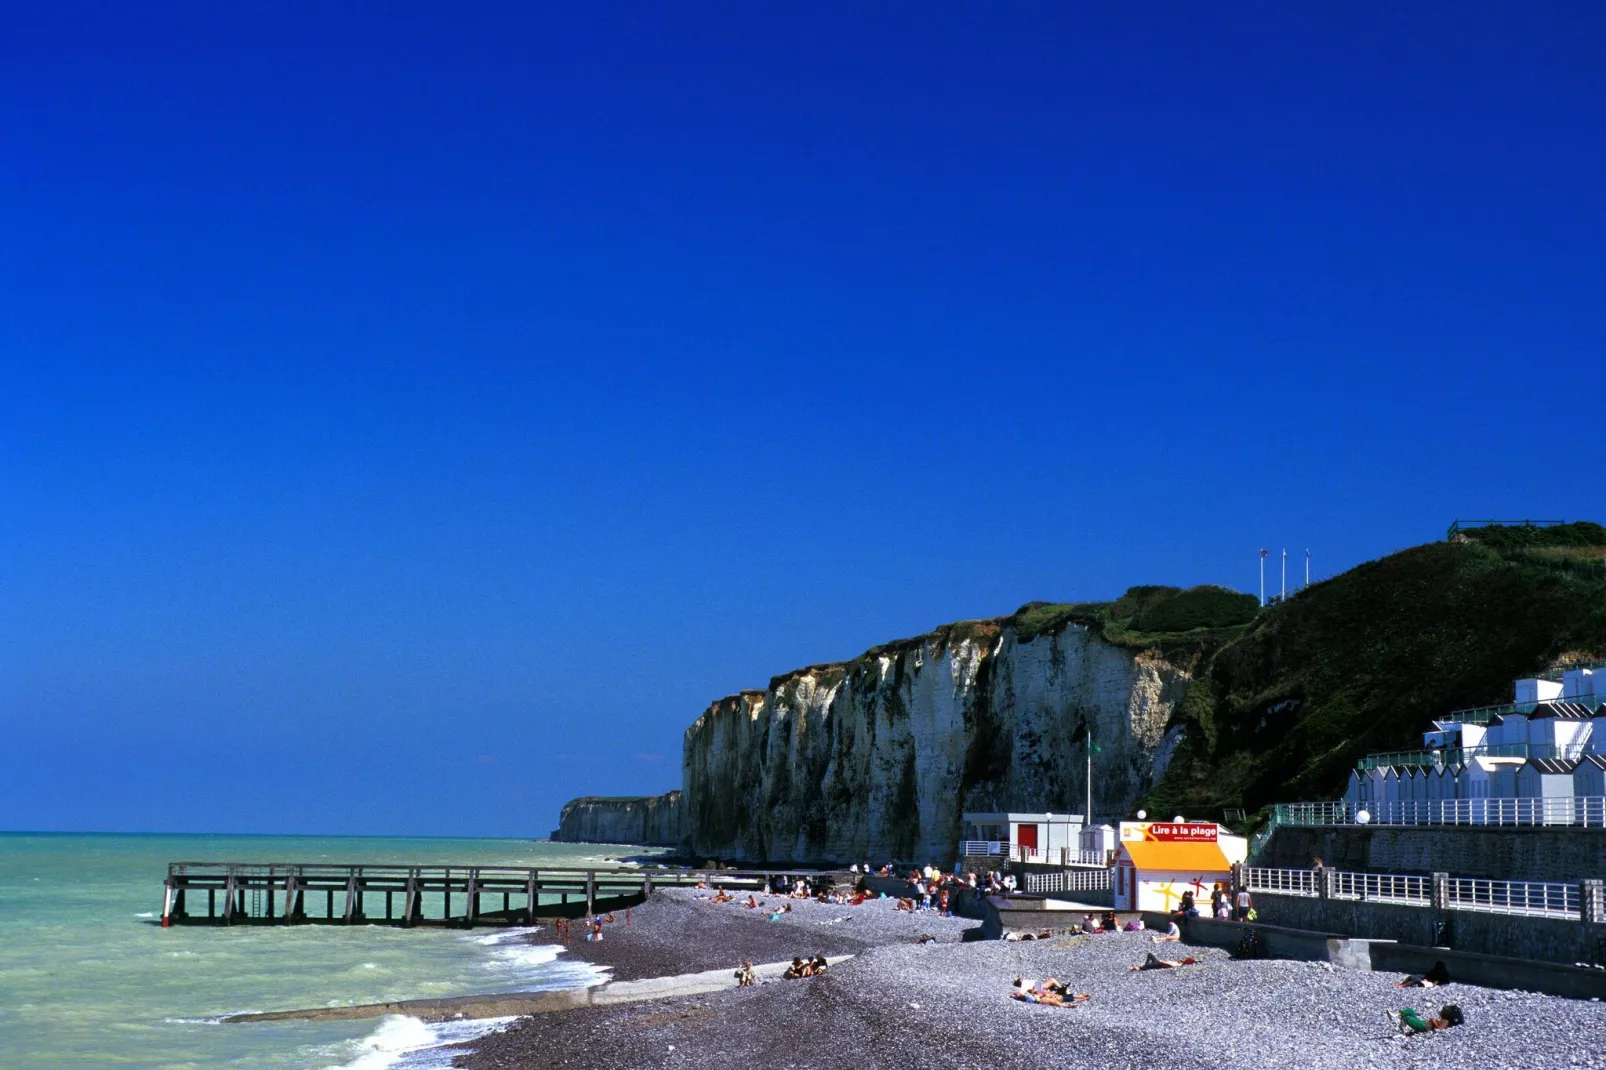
[[159, 862, 823, 927]]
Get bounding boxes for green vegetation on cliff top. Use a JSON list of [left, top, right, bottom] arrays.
[[762, 585, 1260, 692], [1145, 526, 1606, 822]]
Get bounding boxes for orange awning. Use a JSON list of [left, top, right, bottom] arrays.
[[1122, 840, 1232, 872]]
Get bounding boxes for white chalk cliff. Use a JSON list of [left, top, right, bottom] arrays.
[[682, 620, 1195, 863]]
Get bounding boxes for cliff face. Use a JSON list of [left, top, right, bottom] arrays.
[[682, 622, 1195, 863], [553, 790, 685, 846]]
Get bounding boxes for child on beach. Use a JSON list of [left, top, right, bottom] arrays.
[[734, 961, 756, 986]]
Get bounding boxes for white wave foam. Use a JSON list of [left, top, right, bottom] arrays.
[[465, 926, 541, 947], [320, 1014, 518, 1070]]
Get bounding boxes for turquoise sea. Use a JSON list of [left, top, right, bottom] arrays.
[[0, 833, 661, 1068]]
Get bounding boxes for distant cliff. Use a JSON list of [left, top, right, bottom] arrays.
[[682, 598, 1237, 863], [552, 791, 685, 846]]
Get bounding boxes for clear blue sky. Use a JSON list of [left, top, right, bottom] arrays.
[[3, 3, 1602, 836]]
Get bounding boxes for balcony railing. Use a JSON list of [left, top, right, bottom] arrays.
[[1355, 742, 1580, 770], [1271, 797, 1606, 828]]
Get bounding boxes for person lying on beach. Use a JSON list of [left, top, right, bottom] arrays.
[[1395, 961, 1451, 989], [711, 890, 735, 904], [1003, 929, 1056, 941], [1010, 980, 1090, 1007], [1153, 921, 1181, 943], [1388, 1004, 1465, 1034], [1130, 952, 1198, 971], [766, 904, 792, 921], [734, 961, 756, 987], [1012, 978, 1088, 999]]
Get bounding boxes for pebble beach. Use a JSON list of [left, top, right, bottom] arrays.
[[451, 888, 1606, 1070]]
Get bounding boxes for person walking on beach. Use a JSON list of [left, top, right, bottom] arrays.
[[1234, 886, 1252, 921]]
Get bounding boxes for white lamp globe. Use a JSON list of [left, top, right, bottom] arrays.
[[1174, 815, 1185, 823], [1136, 810, 1147, 820], [1356, 810, 1372, 825]]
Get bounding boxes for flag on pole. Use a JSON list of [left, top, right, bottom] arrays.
[[1260, 549, 1268, 558]]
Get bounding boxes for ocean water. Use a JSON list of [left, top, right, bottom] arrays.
[[0, 833, 660, 1068]]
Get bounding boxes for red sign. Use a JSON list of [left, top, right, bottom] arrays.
[[1143, 823, 1218, 842]]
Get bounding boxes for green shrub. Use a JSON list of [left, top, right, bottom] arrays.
[[1133, 585, 1260, 632]]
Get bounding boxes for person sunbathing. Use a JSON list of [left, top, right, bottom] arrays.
[[810, 955, 828, 975], [1130, 952, 1198, 971], [1389, 1004, 1465, 1034], [733, 960, 756, 987], [744, 895, 760, 909], [1395, 961, 1451, 989], [1012, 978, 1090, 1001], [784, 957, 807, 979], [711, 890, 735, 904]]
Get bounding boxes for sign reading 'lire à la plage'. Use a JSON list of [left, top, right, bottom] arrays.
[[1141, 823, 1218, 842]]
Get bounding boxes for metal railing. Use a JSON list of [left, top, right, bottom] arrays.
[[1355, 742, 1580, 770], [1271, 797, 1606, 828], [1245, 867, 1319, 897], [964, 844, 1109, 866], [1330, 870, 1430, 906], [1245, 866, 1597, 922], [1025, 868, 1113, 895], [1445, 878, 1579, 920], [958, 841, 1006, 856]]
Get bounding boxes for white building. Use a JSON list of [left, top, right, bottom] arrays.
[[960, 811, 1085, 864], [1112, 821, 1247, 912]]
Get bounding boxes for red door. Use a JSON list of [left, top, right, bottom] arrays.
[[1017, 824, 1039, 852]]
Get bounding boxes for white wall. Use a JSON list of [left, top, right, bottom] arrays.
[[1516, 679, 1564, 705], [1563, 669, 1597, 701], [1134, 870, 1232, 912]]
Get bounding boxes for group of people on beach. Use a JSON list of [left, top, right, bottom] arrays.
[[552, 913, 614, 943]]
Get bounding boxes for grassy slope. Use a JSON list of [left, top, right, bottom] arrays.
[[1145, 539, 1606, 820]]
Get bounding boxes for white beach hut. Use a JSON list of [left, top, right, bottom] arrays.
[[1572, 754, 1606, 798]]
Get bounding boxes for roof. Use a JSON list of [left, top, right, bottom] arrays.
[[1522, 758, 1579, 775], [1576, 755, 1606, 770], [1527, 701, 1593, 721], [1121, 840, 1234, 872]]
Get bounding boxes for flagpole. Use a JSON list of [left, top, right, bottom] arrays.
[[1259, 550, 1265, 607], [1281, 549, 1286, 601], [1305, 548, 1310, 589], [1086, 724, 1093, 827]]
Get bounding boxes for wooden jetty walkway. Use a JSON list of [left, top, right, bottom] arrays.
[[160, 862, 824, 927]]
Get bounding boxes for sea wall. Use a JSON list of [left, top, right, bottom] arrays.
[[1250, 894, 1606, 967], [1260, 825, 1606, 883], [682, 622, 1195, 863], [552, 791, 685, 846]]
